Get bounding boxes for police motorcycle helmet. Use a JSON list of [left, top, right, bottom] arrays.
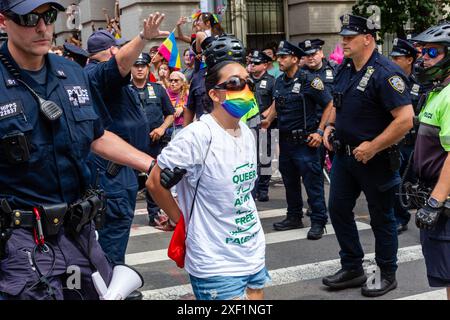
[[203, 35, 246, 69], [412, 21, 450, 83]]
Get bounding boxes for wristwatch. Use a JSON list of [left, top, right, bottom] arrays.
[[325, 122, 335, 128], [147, 159, 157, 175], [316, 129, 324, 137], [427, 196, 444, 209]]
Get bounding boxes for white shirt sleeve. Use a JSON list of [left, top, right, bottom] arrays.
[[157, 122, 211, 186]]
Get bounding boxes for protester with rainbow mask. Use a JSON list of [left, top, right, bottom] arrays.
[[147, 36, 270, 300]]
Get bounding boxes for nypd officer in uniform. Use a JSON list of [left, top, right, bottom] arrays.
[[127, 53, 174, 227], [263, 41, 332, 240], [322, 14, 414, 297], [248, 50, 276, 202], [62, 42, 89, 67], [0, 0, 166, 299], [389, 38, 422, 234]]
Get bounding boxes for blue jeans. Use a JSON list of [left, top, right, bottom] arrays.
[[328, 153, 400, 273], [189, 267, 271, 300], [279, 140, 328, 225]]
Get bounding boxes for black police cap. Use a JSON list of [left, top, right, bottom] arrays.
[[0, 0, 65, 14], [298, 39, 324, 55], [390, 38, 418, 58], [63, 43, 89, 58], [250, 50, 272, 63], [339, 14, 379, 36], [276, 41, 305, 58], [134, 53, 151, 65]]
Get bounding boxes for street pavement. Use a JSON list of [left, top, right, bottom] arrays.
[[127, 177, 446, 300]]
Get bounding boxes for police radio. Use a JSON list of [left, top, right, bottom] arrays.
[[0, 53, 63, 122]]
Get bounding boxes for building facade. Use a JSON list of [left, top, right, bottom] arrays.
[[55, 0, 356, 55]]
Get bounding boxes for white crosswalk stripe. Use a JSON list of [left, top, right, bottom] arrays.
[[125, 221, 371, 266], [125, 206, 445, 301]]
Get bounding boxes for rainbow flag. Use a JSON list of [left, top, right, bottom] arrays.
[[158, 31, 182, 71]]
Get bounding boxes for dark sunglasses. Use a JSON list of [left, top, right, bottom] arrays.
[[214, 76, 255, 92], [5, 7, 58, 27], [421, 47, 445, 59]]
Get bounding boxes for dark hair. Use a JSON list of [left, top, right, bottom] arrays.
[[203, 61, 238, 112], [201, 13, 225, 37]]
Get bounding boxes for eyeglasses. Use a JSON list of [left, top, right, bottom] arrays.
[[214, 76, 255, 92], [169, 79, 181, 83], [5, 8, 58, 27], [421, 47, 445, 59]]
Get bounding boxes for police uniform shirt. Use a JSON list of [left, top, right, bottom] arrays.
[[252, 72, 276, 113], [84, 56, 131, 118], [304, 58, 336, 91], [407, 73, 428, 114], [129, 82, 174, 132], [334, 50, 412, 146], [0, 43, 106, 208], [274, 69, 332, 132]]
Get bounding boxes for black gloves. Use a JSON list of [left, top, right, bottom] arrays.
[[415, 204, 443, 230], [160, 167, 187, 189]]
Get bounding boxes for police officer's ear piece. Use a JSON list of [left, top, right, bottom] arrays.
[[160, 167, 187, 189]]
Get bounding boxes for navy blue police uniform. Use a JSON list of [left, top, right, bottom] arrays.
[[186, 35, 210, 119], [0, 36, 112, 299], [127, 62, 174, 226], [299, 38, 337, 177], [272, 41, 330, 234], [250, 50, 276, 201], [84, 31, 146, 265], [389, 38, 423, 232], [327, 15, 412, 288]]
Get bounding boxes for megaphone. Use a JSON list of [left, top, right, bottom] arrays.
[[92, 264, 144, 300]]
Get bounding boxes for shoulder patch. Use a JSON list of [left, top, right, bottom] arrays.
[[388, 76, 405, 93], [311, 77, 324, 91]]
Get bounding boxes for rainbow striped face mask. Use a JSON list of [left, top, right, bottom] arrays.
[[214, 77, 257, 118]]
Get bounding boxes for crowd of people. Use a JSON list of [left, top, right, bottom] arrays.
[[0, 0, 449, 301]]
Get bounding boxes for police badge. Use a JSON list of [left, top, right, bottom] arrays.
[[311, 77, 324, 91], [388, 76, 406, 93], [305, 40, 311, 48], [343, 14, 350, 26]]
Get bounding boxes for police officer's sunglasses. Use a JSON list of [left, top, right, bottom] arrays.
[[421, 47, 445, 59], [4, 7, 58, 27], [214, 76, 255, 92]]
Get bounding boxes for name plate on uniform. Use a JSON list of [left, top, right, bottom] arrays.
[[357, 66, 375, 92], [260, 80, 267, 89]]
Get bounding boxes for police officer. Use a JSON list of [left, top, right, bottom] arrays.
[[248, 50, 276, 202], [322, 14, 414, 297], [0, 0, 164, 300], [389, 38, 422, 234], [411, 23, 450, 300], [263, 41, 332, 240], [128, 53, 174, 227], [299, 38, 337, 215]]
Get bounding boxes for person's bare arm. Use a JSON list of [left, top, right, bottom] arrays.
[[176, 17, 191, 44], [114, 1, 120, 22], [115, 12, 167, 77], [150, 115, 174, 141], [195, 31, 207, 55], [183, 108, 195, 127], [102, 8, 110, 25], [323, 106, 336, 151], [91, 130, 153, 173], [353, 104, 414, 164], [147, 165, 181, 223], [261, 102, 276, 129]]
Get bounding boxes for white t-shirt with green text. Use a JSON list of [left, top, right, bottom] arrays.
[[157, 114, 266, 278]]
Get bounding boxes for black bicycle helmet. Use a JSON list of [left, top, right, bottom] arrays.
[[203, 36, 245, 69], [412, 22, 450, 83]]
